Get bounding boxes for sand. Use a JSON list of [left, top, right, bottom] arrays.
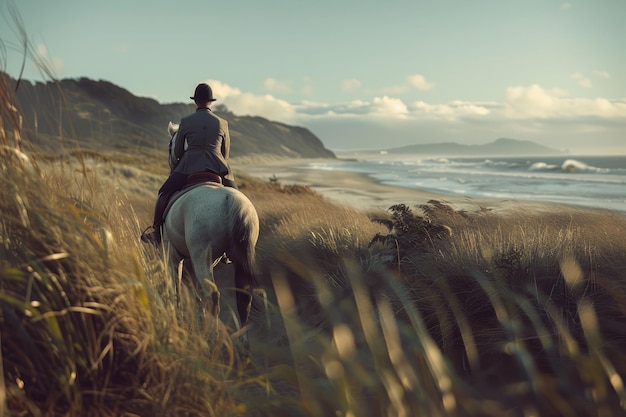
[[234, 157, 562, 214]]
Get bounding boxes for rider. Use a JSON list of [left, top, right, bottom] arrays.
[[141, 83, 237, 246]]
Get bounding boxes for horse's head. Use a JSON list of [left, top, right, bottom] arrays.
[[167, 121, 182, 171], [168, 121, 179, 138]]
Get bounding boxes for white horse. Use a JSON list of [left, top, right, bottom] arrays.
[[162, 123, 259, 327]]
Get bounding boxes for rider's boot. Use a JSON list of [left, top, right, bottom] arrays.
[[140, 225, 161, 247]]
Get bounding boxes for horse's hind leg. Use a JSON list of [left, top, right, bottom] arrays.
[[233, 261, 254, 326], [189, 245, 221, 318]]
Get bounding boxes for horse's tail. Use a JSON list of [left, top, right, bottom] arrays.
[[228, 192, 260, 286]]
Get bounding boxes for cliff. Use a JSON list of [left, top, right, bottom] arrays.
[[4, 74, 335, 159]]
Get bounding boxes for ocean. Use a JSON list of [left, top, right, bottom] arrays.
[[311, 153, 626, 214]]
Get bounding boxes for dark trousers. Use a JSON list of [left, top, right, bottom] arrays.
[[152, 172, 188, 227], [152, 172, 238, 227]]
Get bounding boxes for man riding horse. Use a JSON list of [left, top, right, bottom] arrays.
[[141, 83, 237, 246]]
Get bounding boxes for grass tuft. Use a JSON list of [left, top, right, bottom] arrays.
[[3, 15, 626, 416]]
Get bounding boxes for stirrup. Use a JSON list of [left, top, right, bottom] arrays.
[[140, 225, 161, 246]]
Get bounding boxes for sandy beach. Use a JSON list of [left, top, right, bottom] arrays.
[[235, 157, 565, 214]]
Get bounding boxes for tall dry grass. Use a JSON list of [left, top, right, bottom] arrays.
[[0, 35, 252, 416], [361, 203, 626, 415], [3, 13, 626, 416], [224, 195, 626, 416]]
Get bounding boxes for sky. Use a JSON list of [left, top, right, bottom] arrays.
[[1, 0, 625, 154]]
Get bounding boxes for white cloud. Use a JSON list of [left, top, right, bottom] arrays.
[[371, 96, 409, 117], [206, 79, 297, 121], [593, 70, 611, 79], [205, 79, 243, 100], [341, 78, 362, 93], [380, 73, 435, 94], [298, 83, 625, 124], [411, 100, 491, 121], [318, 100, 372, 116], [226, 93, 297, 121], [560, 3, 572, 11], [571, 72, 592, 88], [35, 44, 48, 57], [504, 84, 626, 119], [505, 84, 569, 118], [205, 79, 626, 141], [34, 44, 64, 74], [505, 84, 566, 118], [263, 78, 292, 94], [200, 79, 625, 153], [407, 74, 435, 91]]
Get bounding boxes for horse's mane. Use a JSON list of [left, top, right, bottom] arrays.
[[167, 121, 181, 171], [168, 121, 179, 136]]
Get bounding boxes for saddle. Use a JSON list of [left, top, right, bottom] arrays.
[[185, 171, 222, 186]]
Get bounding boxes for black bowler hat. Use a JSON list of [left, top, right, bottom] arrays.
[[190, 83, 216, 102]]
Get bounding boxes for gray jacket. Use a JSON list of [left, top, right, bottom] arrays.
[[173, 108, 234, 181]]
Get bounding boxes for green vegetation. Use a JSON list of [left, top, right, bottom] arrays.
[[2, 27, 626, 417]]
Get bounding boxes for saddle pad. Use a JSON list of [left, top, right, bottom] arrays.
[[162, 181, 223, 222]]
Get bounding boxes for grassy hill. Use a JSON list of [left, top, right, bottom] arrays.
[[5, 72, 335, 159]]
